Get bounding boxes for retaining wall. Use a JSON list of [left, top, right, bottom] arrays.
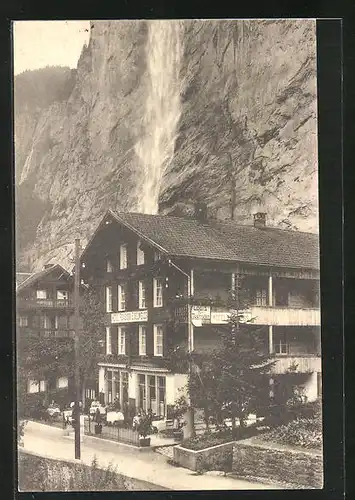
[[232, 439, 323, 489], [173, 441, 234, 472]]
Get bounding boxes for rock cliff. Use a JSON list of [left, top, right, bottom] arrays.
[[15, 20, 318, 272]]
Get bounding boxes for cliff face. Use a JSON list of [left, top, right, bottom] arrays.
[[15, 20, 318, 272]]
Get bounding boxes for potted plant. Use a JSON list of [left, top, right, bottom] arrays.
[[136, 414, 152, 447]]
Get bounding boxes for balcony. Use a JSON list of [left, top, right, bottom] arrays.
[[271, 354, 322, 374], [249, 306, 320, 326], [17, 298, 72, 309], [19, 328, 75, 339]]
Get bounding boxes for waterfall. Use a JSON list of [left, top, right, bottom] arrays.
[[135, 20, 183, 214]]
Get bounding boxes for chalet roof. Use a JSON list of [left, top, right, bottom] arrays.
[[105, 211, 320, 270], [16, 272, 33, 287], [16, 264, 70, 293]]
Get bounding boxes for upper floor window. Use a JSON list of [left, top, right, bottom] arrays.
[[57, 290, 68, 301], [139, 281, 146, 309], [139, 325, 147, 356], [106, 259, 113, 272], [106, 286, 113, 312], [19, 315, 28, 327], [137, 241, 145, 266], [274, 331, 288, 355], [255, 289, 267, 307], [153, 278, 163, 307], [118, 327, 126, 355], [118, 284, 126, 311], [154, 324, 164, 356], [120, 244, 127, 269], [36, 290, 47, 299], [154, 250, 162, 261], [106, 326, 112, 355]]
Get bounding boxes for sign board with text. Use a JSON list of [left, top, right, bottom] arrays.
[[111, 310, 148, 324], [191, 305, 211, 326]]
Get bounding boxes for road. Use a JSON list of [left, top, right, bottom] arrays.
[[20, 421, 280, 491]]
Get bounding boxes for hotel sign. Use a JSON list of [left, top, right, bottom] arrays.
[[111, 310, 148, 324], [191, 306, 211, 326], [210, 308, 253, 325]]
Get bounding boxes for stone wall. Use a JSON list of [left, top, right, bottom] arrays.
[[174, 441, 234, 472], [232, 439, 323, 489]]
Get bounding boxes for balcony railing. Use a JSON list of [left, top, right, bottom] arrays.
[[249, 306, 320, 326], [19, 328, 75, 339], [17, 298, 72, 309], [173, 303, 320, 327], [271, 354, 321, 374]]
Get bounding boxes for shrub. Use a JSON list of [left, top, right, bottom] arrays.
[[260, 417, 323, 450], [182, 433, 232, 451]]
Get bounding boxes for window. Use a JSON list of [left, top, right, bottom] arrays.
[[118, 284, 126, 311], [57, 290, 68, 301], [39, 380, 47, 392], [137, 241, 145, 265], [43, 314, 51, 329], [139, 281, 146, 309], [57, 376, 68, 389], [36, 290, 47, 299], [28, 379, 39, 393], [274, 331, 288, 355], [255, 289, 267, 306], [154, 250, 162, 261], [120, 244, 127, 269], [121, 371, 129, 404], [19, 315, 28, 327], [118, 327, 126, 355], [138, 374, 146, 410], [154, 324, 164, 356], [106, 286, 113, 312], [106, 326, 112, 355], [153, 278, 163, 307], [139, 325, 147, 356], [275, 284, 289, 307], [107, 259, 113, 272]]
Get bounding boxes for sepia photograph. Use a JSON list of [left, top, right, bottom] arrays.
[[14, 19, 323, 491]]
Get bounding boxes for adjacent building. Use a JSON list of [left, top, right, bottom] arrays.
[[16, 264, 77, 406], [80, 207, 321, 418]]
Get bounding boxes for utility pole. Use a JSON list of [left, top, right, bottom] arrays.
[[168, 259, 195, 437], [74, 238, 81, 459]]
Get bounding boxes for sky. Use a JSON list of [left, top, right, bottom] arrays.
[[13, 21, 90, 75]]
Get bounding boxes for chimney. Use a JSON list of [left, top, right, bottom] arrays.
[[194, 202, 208, 223], [253, 212, 267, 228]]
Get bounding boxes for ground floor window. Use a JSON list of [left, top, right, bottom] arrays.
[[137, 373, 166, 417], [57, 376, 68, 389], [105, 369, 129, 407], [27, 379, 47, 394], [85, 388, 96, 400]]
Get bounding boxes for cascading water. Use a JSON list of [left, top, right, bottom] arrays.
[[135, 20, 183, 214]]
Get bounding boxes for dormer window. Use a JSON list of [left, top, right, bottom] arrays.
[[120, 244, 127, 269], [107, 259, 113, 272], [154, 250, 162, 261], [137, 240, 145, 266]]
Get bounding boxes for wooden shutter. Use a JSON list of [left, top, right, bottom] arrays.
[[111, 326, 118, 355], [131, 281, 138, 310], [146, 324, 154, 356], [130, 325, 139, 356]]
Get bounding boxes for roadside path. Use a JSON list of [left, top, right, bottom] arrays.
[[21, 421, 280, 490]]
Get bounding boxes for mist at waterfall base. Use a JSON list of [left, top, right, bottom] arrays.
[[135, 21, 183, 215]]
